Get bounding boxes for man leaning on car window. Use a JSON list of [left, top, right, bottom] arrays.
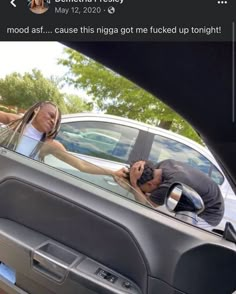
[[128, 159, 225, 230]]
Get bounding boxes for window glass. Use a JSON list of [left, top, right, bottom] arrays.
[[210, 165, 224, 185], [148, 134, 224, 185], [0, 129, 146, 204], [45, 152, 136, 201], [57, 121, 139, 164]]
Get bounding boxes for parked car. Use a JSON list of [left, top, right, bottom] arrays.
[[60, 129, 119, 155], [46, 113, 236, 229], [0, 42, 235, 294]]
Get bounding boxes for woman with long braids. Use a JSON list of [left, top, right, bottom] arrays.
[[0, 101, 128, 175], [0, 101, 64, 159]]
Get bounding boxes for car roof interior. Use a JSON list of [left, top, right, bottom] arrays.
[[63, 41, 236, 190]]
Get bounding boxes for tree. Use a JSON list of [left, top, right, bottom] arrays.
[[0, 69, 94, 116], [59, 49, 202, 144], [0, 69, 67, 112], [63, 94, 93, 114]]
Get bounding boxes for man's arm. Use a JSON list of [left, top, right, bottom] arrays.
[[130, 185, 156, 207], [149, 186, 169, 207], [0, 111, 21, 125]]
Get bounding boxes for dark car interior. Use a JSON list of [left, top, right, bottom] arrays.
[[0, 42, 235, 294]]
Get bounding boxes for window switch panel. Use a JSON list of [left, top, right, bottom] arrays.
[[96, 268, 117, 283]]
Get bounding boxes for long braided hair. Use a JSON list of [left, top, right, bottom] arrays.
[[0, 101, 61, 159]]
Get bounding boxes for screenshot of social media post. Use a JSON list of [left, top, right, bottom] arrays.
[[0, 0, 235, 236], [0, 0, 234, 40]]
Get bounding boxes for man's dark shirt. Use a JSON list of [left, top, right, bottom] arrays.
[[150, 159, 224, 226]]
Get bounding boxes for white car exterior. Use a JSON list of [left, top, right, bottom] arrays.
[[49, 113, 236, 230]]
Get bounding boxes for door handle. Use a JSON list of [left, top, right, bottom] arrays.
[[32, 251, 67, 282]]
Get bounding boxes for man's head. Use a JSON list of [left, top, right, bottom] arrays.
[[133, 161, 162, 193]]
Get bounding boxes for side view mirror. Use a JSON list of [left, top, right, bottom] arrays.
[[165, 183, 205, 225]]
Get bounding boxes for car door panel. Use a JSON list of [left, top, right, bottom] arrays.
[[0, 150, 236, 294], [0, 275, 29, 294], [0, 178, 146, 294], [0, 220, 141, 294]]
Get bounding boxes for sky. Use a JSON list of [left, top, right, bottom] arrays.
[[0, 41, 88, 98]]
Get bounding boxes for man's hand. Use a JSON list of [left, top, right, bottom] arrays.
[[129, 161, 145, 188]]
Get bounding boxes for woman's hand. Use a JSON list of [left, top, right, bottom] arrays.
[[113, 167, 129, 178]]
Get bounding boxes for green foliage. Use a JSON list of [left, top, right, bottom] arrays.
[[169, 115, 203, 144], [0, 69, 92, 115], [0, 69, 66, 111], [63, 94, 93, 114], [59, 49, 202, 144]]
